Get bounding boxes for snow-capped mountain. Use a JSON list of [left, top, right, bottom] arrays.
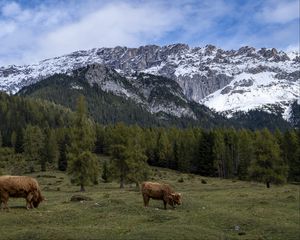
[[0, 44, 299, 121]]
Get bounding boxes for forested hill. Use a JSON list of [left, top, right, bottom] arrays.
[[17, 65, 293, 130], [0, 92, 299, 186], [17, 68, 232, 129], [0, 92, 74, 146]]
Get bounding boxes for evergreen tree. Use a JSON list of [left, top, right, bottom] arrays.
[[110, 144, 128, 188], [57, 129, 70, 171], [156, 131, 172, 168], [110, 143, 149, 188], [249, 129, 288, 188], [102, 161, 110, 183], [126, 145, 149, 187], [95, 125, 106, 154], [43, 129, 59, 170], [282, 130, 300, 181], [68, 151, 99, 190], [23, 125, 44, 172], [221, 129, 239, 178], [67, 95, 99, 191], [14, 128, 24, 153], [213, 130, 226, 178], [177, 129, 197, 172], [237, 129, 254, 180], [0, 130, 2, 148], [195, 131, 215, 176], [11, 131, 17, 152], [143, 128, 157, 166]]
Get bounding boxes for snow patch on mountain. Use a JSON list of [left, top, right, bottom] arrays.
[[201, 71, 299, 120]]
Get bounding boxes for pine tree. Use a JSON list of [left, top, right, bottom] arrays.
[[67, 95, 99, 191], [102, 161, 110, 183], [143, 128, 157, 166], [249, 129, 288, 188], [237, 129, 254, 180], [213, 130, 226, 178], [195, 131, 215, 176], [43, 129, 59, 170], [177, 129, 197, 172], [11, 131, 17, 152], [14, 128, 24, 153], [0, 130, 2, 148], [126, 145, 149, 187], [68, 151, 99, 190], [110, 144, 128, 188], [57, 129, 70, 171], [156, 131, 172, 168], [282, 130, 300, 181], [23, 125, 44, 172], [222, 129, 239, 178]]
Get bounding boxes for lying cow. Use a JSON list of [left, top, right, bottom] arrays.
[[0, 175, 45, 210], [141, 182, 182, 209]]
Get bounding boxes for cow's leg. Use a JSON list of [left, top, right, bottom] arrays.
[[142, 194, 149, 207], [163, 200, 167, 210], [1, 193, 9, 211], [26, 192, 34, 209], [168, 196, 175, 209], [163, 194, 171, 210]]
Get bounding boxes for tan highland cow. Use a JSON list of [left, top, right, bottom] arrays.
[[0, 176, 45, 210], [141, 182, 182, 209]]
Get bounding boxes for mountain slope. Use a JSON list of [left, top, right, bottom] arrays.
[[18, 64, 231, 128], [0, 91, 74, 145], [1, 44, 299, 123]]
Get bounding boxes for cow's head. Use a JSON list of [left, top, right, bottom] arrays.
[[171, 193, 182, 205], [168, 192, 182, 206], [32, 191, 45, 208]]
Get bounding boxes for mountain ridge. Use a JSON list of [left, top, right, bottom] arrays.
[[1, 43, 299, 124]]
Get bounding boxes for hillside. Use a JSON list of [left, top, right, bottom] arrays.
[[0, 168, 298, 240], [1, 44, 299, 125], [0, 92, 74, 145], [17, 65, 232, 128], [16, 64, 294, 130]]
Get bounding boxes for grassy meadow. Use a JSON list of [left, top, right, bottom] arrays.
[[0, 167, 299, 240]]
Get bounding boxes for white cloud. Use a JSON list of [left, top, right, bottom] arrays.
[[257, 0, 299, 24], [1, 1, 21, 17], [0, 21, 16, 38], [38, 3, 181, 57], [0, 1, 183, 65], [0, 0, 298, 66]]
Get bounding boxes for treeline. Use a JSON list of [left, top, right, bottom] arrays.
[[0, 92, 299, 189], [18, 73, 234, 129]]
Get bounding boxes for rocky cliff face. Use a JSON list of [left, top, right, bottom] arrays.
[[0, 44, 299, 120]]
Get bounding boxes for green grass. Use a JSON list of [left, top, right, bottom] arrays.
[[0, 168, 299, 240]]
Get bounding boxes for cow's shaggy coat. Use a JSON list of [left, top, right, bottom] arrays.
[[0, 176, 44, 210], [141, 182, 181, 209]]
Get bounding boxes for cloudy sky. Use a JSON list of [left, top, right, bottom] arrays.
[[0, 0, 299, 66]]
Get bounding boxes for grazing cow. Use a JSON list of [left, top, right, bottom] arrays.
[[141, 182, 182, 209], [0, 176, 45, 210]]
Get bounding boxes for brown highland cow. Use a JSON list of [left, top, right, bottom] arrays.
[[0, 176, 45, 210], [141, 182, 182, 209]]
